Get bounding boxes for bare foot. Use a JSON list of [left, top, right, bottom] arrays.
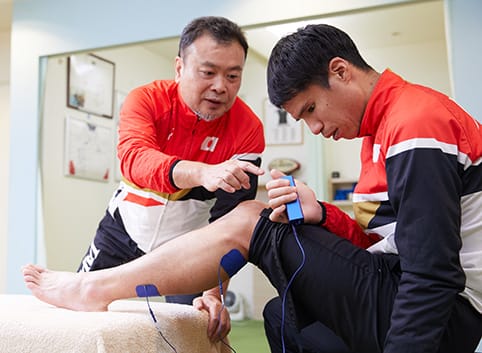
[[22, 264, 109, 311]]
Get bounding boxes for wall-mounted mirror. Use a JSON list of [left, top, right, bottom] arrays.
[[38, 0, 447, 319]]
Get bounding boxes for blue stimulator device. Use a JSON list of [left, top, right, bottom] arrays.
[[281, 175, 304, 225]]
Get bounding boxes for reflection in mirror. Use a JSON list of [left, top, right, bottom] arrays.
[[39, 0, 447, 319]]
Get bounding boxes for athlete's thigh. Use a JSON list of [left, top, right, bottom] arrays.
[[279, 224, 398, 352]]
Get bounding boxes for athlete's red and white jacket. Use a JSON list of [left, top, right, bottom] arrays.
[[108, 80, 265, 252], [320, 70, 482, 351]]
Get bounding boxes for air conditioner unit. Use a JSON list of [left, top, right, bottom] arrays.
[[224, 290, 245, 321]]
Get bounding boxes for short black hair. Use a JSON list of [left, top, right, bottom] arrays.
[[267, 24, 372, 108], [178, 16, 248, 58]]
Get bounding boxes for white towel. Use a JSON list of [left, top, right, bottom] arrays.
[[0, 294, 229, 353]]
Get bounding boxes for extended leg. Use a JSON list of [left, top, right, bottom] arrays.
[[23, 200, 265, 311]]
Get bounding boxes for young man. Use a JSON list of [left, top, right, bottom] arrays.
[[76, 16, 265, 340], [24, 24, 482, 353]]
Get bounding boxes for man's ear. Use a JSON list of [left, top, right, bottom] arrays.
[[174, 56, 183, 82], [328, 57, 350, 82]]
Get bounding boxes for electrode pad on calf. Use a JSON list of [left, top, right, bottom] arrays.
[[220, 249, 247, 278], [136, 284, 161, 297], [135, 284, 177, 352], [217, 250, 244, 352]]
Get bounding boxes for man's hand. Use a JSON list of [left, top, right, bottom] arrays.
[[193, 292, 231, 342], [266, 169, 323, 224], [173, 159, 264, 193], [201, 160, 264, 193]]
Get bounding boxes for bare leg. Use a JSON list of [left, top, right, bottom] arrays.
[[23, 200, 265, 311]]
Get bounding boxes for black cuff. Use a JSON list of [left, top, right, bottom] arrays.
[[168, 159, 182, 190], [317, 201, 326, 226]]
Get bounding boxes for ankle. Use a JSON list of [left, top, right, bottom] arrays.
[[79, 273, 111, 311]]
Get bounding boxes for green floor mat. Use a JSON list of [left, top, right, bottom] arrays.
[[228, 320, 270, 353]]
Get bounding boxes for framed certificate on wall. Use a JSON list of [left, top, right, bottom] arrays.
[[67, 53, 115, 118]]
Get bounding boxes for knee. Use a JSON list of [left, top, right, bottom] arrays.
[[263, 296, 282, 324], [217, 200, 266, 250], [234, 200, 266, 230], [263, 297, 281, 336], [233, 200, 266, 219], [263, 297, 285, 350]]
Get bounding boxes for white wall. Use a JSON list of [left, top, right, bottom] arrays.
[[445, 0, 482, 123], [0, 85, 8, 294], [0, 30, 10, 294]]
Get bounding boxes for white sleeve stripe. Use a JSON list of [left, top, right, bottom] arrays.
[[352, 192, 388, 202], [387, 138, 457, 158], [386, 138, 475, 170]]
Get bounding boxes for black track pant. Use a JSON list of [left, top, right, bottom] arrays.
[[248, 209, 482, 353], [263, 296, 355, 353]]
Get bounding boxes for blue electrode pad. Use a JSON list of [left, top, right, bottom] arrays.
[[220, 249, 247, 278], [136, 284, 161, 297]]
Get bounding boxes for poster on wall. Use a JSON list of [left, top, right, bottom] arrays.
[[64, 115, 114, 182], [67, 53, 115, 118], [263, 98, 303, 145]]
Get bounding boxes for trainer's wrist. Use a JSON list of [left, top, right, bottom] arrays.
[[203, 288, 221, 300]]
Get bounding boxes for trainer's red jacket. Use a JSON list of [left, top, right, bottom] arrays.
[[109, 80, 265, 252], [321, 70, 482, 352]]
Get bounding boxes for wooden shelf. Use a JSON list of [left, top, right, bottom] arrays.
[[330, 178, 358, 185], [327, 178, 357, 205]]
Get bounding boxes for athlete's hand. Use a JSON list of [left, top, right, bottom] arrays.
[[266, 169, 323, 224], [193, 293, 231, 342]]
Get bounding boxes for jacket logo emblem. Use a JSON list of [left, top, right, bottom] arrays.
[[200, 136, 219, 152]]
